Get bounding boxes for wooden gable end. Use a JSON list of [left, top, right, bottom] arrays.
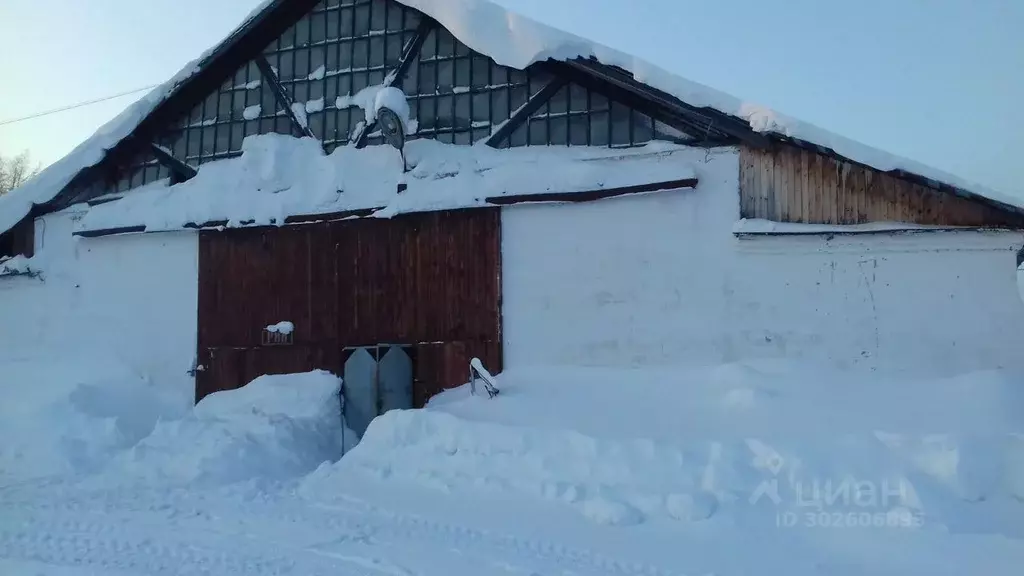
[[739, 143, 1024, 229]]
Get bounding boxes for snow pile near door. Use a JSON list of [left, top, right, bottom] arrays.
[[75, 135, 695, 234], [101, 370, 356, 488], [304, 362, 1024, 537], [0, 358, 187, 485]]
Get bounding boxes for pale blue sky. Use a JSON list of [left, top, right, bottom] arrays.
[[0, 0, 1021, 198]]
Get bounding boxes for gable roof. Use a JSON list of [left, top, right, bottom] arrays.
[[2, 0, 1020, 236]]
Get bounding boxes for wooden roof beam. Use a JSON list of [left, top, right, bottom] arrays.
[[150, 142, 197, 184], [255, 56, 316, 140]]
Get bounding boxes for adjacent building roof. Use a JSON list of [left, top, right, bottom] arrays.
[[1, 0, 1019, 236]]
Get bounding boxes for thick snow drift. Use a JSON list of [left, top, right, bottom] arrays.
[[103, 370, 356, 487], [0, 359, 188, 485], [76, 135, 695, 233], [304, 362, 1024, 537]]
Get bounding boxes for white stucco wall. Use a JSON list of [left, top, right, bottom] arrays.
[[0, 209, 198, 401], [501, 147, 1024, 376]]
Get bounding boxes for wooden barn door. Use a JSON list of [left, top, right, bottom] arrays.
[[195, 209, 502, 407]]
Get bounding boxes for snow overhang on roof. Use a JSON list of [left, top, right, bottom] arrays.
[[1, 0, 1020, 237]]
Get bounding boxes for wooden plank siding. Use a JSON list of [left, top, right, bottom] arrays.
[[196, 208, 502, 405], [739, 144, 1024, 228]]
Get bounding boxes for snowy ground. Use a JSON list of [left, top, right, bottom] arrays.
[[2, 361, 1024, 575]]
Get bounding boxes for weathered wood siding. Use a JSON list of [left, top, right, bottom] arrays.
[[196, 208, 501, 404], [739, 144, 1024, 228]]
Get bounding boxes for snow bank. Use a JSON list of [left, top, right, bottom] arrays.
[[76, 135, 695, 233], [265, 320, 294, 335], [0, 254, 41, 277], [0, 359, 187, 485], [304, 362, 1024, 534], [733, 218, 970, 235], [103, 370, 356, 487]]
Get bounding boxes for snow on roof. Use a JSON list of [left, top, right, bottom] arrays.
[[2, 0, 1018, 238], [76, 134, 698, 235]]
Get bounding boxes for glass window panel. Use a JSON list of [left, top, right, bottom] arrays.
[[471, 128, 489, 143], [276, 116, 294, 135], [261, 117, 276, 134], [436, 131, 454, 144], [419, 30, 436, 59], [569, 115, 588, 146], [491, 63, 508, 86], [325, 112, 337, 142], [337, 40, 353, 68], [215, 125, 230, 153], [203, 93, 219, 120], [354, 4, 370, 35], [369, 36, 385, 67], [454, 130, 471, 145], [171, 132, 187, 158], [437, 30, 454, 58], [404, 9, 420, 30], [490, 88, 509, 123], [144, 165, 159, 185], [528, 118, 547, 145], [570, 84, 588, 112], [454, 39, 470, 58], [370, 0, 386, 30], [353, 39, 368, 68], [437, 95, 453, 128], [310, 80, 324, 100], [387, 4, 403, 30], [202, 126, 216, 155], [610, 101, 631, 145], [230, 123, 244, 151], [337, 73, 352, 96], [218, 92, 233, 118], [632, 109, 654, 144], [419, 61, 436, 94], [351, 70, 369, 92], [311, 12, 326, 44], [402, 55, 418, 91], [234, 66, 247, 87], [187, 129, 201, 156], [590, 91, 609, 111], [510, 86, 528, 113], [454, 94, 470, 127], [261, 86, 277, 111], [326, 42, 339, 69], [278, 52, 294, 79], [326, 9, 339, 40], [294, 82, 309, 103], [436, 59, 453, 92], [590, 110, 609, 146], [471, 56, 489, 88], [294, 48, 311, 77], [311, 46, 326, 71], [337, 108, 351, 137], [245, 120, 259, 137], [339, 6, 354, 37], [280, 24, 296, 49], [233, 90, 248, 118], [156, 165, 169, 181], [295, 17, 311, 46], [386, 34, 403, 67], [326, 76, 339, 102], [472, 93, 489, 123], [417, 97, 436, 129], [368, 69, 385, 85], [309, 113, 325, 138], [550, 116, 568, 145], [549, 85, 569, 115], [454, 58, 470, 87], [348, 109, 362, 133]]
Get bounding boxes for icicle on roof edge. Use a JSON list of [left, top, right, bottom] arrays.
[[2, 0, 1019, 238]]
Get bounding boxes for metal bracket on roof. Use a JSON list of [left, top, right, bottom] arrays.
[[254, 55, 317, 140], [352, 17, 437, 149], [484, 77, 568, 148]]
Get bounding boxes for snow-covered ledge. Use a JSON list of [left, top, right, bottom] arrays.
[[732, 218, 992, 238]]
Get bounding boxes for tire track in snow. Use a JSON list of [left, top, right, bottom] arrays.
[[0, 489, 689, 576]]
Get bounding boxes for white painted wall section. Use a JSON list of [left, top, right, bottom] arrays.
[[0, 209, 198, 404], [502, 147, 1024, 376]]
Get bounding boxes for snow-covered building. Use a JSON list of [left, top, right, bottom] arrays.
[[2, 0, 1023, 420]]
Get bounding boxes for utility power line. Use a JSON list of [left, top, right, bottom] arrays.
[[0, 84, 160, 127]]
